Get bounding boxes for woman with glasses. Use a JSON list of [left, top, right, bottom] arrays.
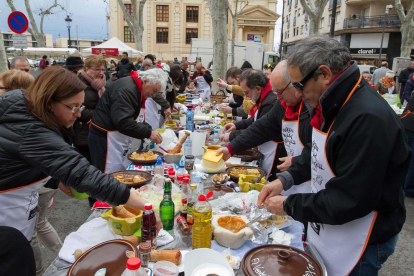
[[0, 66, 162, 246], [74, 55, 108, 162], [0, 69, 34, 96]]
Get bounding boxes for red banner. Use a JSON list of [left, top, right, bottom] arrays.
[[92, 48, 119, 56]]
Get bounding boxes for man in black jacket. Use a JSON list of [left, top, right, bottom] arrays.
[[258, 36, 410, 276], [88, 68, 165, 173], [178, 60, 189, 94], [116, 52, 136, 78], [398, 60, 414, 99]]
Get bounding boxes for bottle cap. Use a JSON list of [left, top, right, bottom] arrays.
[[177, 216, 186, 223], [182, 198, 187, 204], [185, 155, 195, 159], [198, 195, 206, 201], [168, 168, 174, 172], [190, 183, 197, 190], [183, 177, 190, 184], [214, 129, 219, 133], [195, 175, 201, 181], [177, 175, 184, 181], [169, 170, 175, 176], [126, 257, 141, 270], [144, 203, 153, 210], [207, 191, 213, 199], [138, 242, 151, 253], [183, 174, 190, 178], [156, 156, 163, 165]]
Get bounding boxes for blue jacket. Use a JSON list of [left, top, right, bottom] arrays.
[[402, 73, 414, 103]]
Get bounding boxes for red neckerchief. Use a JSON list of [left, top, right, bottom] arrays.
[[309, 65, 350, 130], [368, 83, 376, 88], [129, 71, 145, 108], [156, 63, 163, 69], [250, 81, 272, 118], [281, 99, 303, 120]]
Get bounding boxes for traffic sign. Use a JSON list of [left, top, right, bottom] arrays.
[[12, 34, 28, 49], [8, 11, 29, 34]]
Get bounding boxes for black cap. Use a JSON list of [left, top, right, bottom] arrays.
[[65, 56, 83, 68]]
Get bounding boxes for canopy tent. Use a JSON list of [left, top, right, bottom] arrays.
[[6, 47, 81, 57], [81, 37, 144, 58]]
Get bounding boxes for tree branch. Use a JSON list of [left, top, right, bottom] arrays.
[[236, 1, 249, 16], [228, 0, 235, 18], [117, 0, 135, 29], [395, 0, 406, 21], [138, 0, 147, 30], [39, 0, 65, 34], [24, 0, 41, 35]]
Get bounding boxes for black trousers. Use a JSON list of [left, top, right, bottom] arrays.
[[87, 126, 107, 173], [0, 226, 36, 276]]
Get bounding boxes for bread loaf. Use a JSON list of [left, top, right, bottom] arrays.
[[150, 249, 182, 265]]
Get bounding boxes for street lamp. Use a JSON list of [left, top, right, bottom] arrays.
[[65, 15, 72, 48], [379, 5, 393, 60]]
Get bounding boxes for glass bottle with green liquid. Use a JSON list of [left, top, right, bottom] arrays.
[[160, 178, 175, 230]]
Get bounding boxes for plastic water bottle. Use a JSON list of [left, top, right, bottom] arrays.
[[186, 109, 194, 132], [212, 129, 220, 145], [154, 156, 164, 176], [195, 175, 204, 196], [184, 135, 192, 157], [141, 203, 157, 248], [121, 257, 148, 276], [177, 158, 188, 178]]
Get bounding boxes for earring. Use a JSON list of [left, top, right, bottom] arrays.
[[50, 108, 54, 113]]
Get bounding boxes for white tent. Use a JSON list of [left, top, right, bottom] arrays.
[[81, 37, 144, 57], [7, 47, 81, 57]]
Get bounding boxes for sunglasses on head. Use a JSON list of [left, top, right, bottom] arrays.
[[264, 64, 274, 69], [291, 66, 320, 91]]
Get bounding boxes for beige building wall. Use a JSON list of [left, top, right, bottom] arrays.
[[109, 0, 280, 62]]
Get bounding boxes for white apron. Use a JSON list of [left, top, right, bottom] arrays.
[[0, 176, 52, 240], [145, 97, 161, 131], [196, 76, 211, 99], [104, 108, 146, 174], [308, 75, 377, 276], [281, 101, 311, 196], [254, 110, 279, 179]]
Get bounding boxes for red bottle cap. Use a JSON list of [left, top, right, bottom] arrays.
[[206, 191, 213, 199], [144, 203, 153, 210], [126, 257, 141, 270], [177, 216, 186, 223], [182, 198, 187, 204], [198, 195, 206, 201], [169, 170, 175, 175], [177, 175, 184, 181], [183, 174, 190, 178], [168, 168, 174, 172], [183, 177, 190, 184]]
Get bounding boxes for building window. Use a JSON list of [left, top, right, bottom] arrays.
[[336, 11, 340, 23], [320, 17, 324, 28], [156, 28, 169, 43], [186, 6, 199, 22], [186, 28, 198, 44], [124, 4, 133, 17], [32, 42, 38, 47], [156, 5, 169, 22], [124, 26, 135, 43], [301, 25, 304, 35]]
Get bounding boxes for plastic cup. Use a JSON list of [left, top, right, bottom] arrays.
[[70, 187, 89, 200], [153, 261, 179, 276]]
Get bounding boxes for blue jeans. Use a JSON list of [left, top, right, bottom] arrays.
[[404, 130, 414, 197], [348, 234, 398, 276]]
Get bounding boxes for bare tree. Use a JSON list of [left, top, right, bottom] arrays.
[[299, 0, 329, 35], [207, 0, 229, 92], [0, 31, 8, 73], [6, 0, 65, 47], [116, 0, 147, 51], [395, 0, 414, 58], [228, 0, 249, 67]]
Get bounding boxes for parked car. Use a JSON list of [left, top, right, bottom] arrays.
[[358, 65, 377, 75], [55, 58, 66, 66]]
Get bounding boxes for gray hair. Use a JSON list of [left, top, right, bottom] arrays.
[[239, 69, 268, 89], [277, 60, 291, 85], [10, 56, 29, 69], [138, 68, 168, 92], [180, 60, 188, 67], [386, 70, 395, 79], [142, 58, 153, 67], [286, 35, 351, 79]]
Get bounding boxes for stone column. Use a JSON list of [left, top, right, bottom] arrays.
[[268, 27, 274, 51], [238, 26, 244, 41]]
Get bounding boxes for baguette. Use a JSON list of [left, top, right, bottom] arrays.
[[150, 249, 182, 265]]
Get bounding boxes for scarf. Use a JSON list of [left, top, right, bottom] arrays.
[[280, 99, 303, 120], [80, 71, 106, 98], [382, 77, 394, 88], [250, 81, 272, 118], [129, 71, 145, 108], [368, 82, 376, 88]]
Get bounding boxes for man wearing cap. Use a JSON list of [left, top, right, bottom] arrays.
[[64, 57, 84, 74], [258, 36, 409, 276]]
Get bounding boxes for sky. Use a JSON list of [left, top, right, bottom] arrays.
[[0, 0, 283, 51]]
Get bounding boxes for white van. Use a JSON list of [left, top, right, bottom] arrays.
[[358, 65, 377, 74]]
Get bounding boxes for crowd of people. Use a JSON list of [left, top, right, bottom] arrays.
[[0, 35, 413, 276]]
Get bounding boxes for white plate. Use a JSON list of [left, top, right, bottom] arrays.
[[191, 263, 232, 276], [184, 248, 234, 276], [147, 250, 188, 273]]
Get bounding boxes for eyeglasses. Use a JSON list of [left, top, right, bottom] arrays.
[[19, 68, 30, 72], [0, 87, 10, 90], [272, 81, 292, 96], [89, 68, 107, 72], [58, 102, 85, 113], [291, 67, 320, 91]]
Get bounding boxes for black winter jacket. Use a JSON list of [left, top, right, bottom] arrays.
[[282, 62, 409, 245], [73, 74, 106, 147], [398, 67, 414, 95], [91, 76, 152, 139], [0, 90, 130, 205], [116, 58, 136, 78], [230, 86, 277, 141]]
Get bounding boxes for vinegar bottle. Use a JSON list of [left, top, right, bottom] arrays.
[[141, 203, 157, 248], [192, 195, 212, 249]]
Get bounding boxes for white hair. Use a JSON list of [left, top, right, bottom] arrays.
[[386, 70, 395, 79], [139, 68, 168, 92]]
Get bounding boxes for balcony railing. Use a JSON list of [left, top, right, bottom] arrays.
[[343, 15, 400, 29]]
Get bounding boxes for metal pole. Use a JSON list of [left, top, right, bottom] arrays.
[[279, 0, 285, 55], [68, 26, 71, 48], [329, 0, 338, 38], [379, 13, 386, 60]]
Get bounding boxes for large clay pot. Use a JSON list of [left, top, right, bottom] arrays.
[[212, 215, 253, 249]]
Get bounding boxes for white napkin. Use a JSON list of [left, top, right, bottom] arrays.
[[271, 228, 295, 246], [59, 217, 173, 263]]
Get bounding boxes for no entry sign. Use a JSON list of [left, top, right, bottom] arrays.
[[8, 11, 29, 34]]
